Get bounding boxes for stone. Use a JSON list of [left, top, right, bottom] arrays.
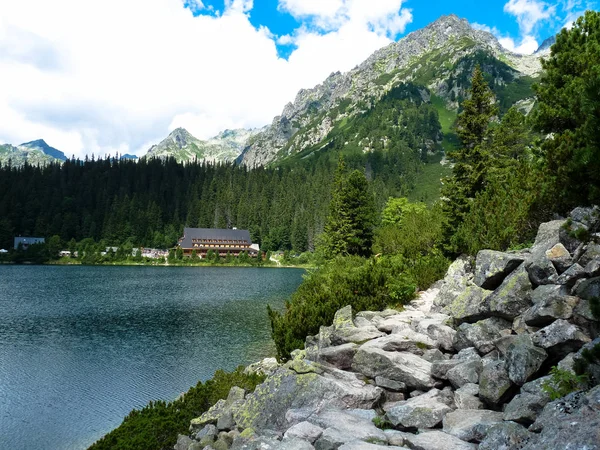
[[313, 428, 355, 450], [488, 265, 534, 320], [503, 377, 551, 424], [244, 357, 279, 377], [454, 384, 483, 410], [523, 286, 579, 326], [332, 327, 386, 346], [345, 409, 378, 421], [284, 421, 324, 443], [586, 259, 600, 277], [545, 243, 572, 274], [530, 220, 565, 258], [174, 435, 194, 450], [191, 399, 228, 429], [570, 206, 600, 228], [279, 438, 316, 450], [478, 421, 533, 450], [478, 360, 514, 406], [453, 317, 512, 355], [556, 263, 586, 286], [579, 243, 600, 268], [526, 255, 559, 286], [317, 343, 358, 370], [404, 431, 477, 450], [442, 409, 504, 443], [447, 360, 482, 388], [383, 429, 411, 446], [217, 410, 235, 431], [375, 376, 406, 392], [333, 305, 354, 329], [422, 348, 446, 362], [433, 256, 474, 311], [511, 315, 538, 335], [196, 424, 218, 443], [575, 276, 600, 300], [361, 331, 436, 355], [386, 389, 454, 429], [311, 409, 387, 445], [352, 347, 435, 390], [523, 386, 600, 449], [474, 250, 524, 290], [532, 319, 591, 360], [505, 335, 547, 385], [442, 285, 492, 324], [338, 442, 405, 450], [227, 386, 246, 403]]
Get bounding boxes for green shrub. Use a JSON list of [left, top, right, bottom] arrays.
[[89, 367, 264, 450], [541, 366, 589, 400]]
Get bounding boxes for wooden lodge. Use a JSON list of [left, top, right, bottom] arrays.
[[177, 228, 259, 258]]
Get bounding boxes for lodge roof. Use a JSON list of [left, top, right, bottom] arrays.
[[179, 227, 252, 249]]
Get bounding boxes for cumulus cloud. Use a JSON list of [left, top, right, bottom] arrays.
[[473, 21, 540, 54], [0, 0, 411, 158], [504, 0, 555, 35]]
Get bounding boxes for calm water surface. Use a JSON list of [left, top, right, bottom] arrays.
[[0, 265, 304, 450]]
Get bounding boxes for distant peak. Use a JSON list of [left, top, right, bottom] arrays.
[[21, 139, 48, 147]]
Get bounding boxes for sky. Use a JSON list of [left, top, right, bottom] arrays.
[[0, 0, 594, 159]]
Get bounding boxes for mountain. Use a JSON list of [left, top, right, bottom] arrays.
[[0, 139, 66, 167], [144, 127, 259, 163], [239, 14, 544, 168], [535, 36, 556, 55]]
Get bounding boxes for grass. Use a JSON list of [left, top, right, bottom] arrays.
[[407, 153, 451, 204]]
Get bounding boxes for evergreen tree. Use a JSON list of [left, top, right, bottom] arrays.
[[532, 10, 600, 207], [442, 65, 498, 249]]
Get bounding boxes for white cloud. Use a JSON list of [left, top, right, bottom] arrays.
[[0, 0, 411, 158], [498, 35, 540, 53], [504, 0, 555, 35]]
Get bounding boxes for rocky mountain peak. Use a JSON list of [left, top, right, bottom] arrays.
[[167, 128, 196, 148], [19, 139, 67, 161]]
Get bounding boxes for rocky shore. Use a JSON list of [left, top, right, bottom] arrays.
[[175, 207, 600, 450]]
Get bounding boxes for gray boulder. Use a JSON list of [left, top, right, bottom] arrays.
[[505, 335, 547, 385], [556, 263, 586, 286], [575, 276, 600, 300], [579, 243, 600, 267], [530, 220, 565, 257], [532, 319, 591, 360], [375, 376, 406, 392], [454, 384, 483, 410], [526, 255, 559, 286], [545, 243, 572, 273], [352, 347, 435, 390], [360, 331, 436, 355], [310, 409, 387, 445], [453, 317, 512, 355], [284, 421, 324, 443], [313, 428, 356, 450], [488, 265, 534, 320], [479, 360, 514, 406], [338, 442, 405, 450], [174, 435, 194, 450], [523, 386, 600, 450], [478, 421, 533, 450], [433, 256, 474, 310], [404, 431, 477, 450], [570, 206, 600, 228], [442, 409, 504, 443], [317, 343, 358, 370], [432, 349, 481, 380], [386, 388, 454, 429], [279, 438, 316, 450], [447, 360, 483, 388], [474, 250, 524, 290], [195, 424, 218, 443], [523, 285, 579, 326], [586, 259, 600, 277], [442, 285, 492, 324], [503, 377, 551, 424]]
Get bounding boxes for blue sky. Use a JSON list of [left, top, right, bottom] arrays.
[[0, 0, 595, 158]]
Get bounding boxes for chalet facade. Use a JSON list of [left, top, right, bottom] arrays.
[[178, 228, 259, 258]]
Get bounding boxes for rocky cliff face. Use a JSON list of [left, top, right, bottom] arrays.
[[145, 127, 259, 164], [239, 15, 544, 168], [178, 206, 600, 450], [0, 139, 66, 167]]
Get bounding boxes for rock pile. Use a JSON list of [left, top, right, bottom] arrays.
[[177, 207, 600, 450]]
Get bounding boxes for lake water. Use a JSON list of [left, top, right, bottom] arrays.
[[0, 265, 304, 450]]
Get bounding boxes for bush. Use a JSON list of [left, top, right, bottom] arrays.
[[541, 366, 589, 400], [89, 367, 264, 450]]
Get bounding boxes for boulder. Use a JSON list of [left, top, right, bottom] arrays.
[[195, 424, 218, 443], [453, 317, 512, 355], [360, 331, 436, 355], [422, 348, 446, 362], [586, 259, 600, 277], [505, 335, 547, 385], [487, 265, 534, 320], [244, 358, 280, 377], [532, 319, 591, 360], [447, 360, 482, 388], [284, 422, 324, 443], [575, 276, 600, 300], [317, 343, 358, 370], [331, 327, 387, 345], [352, 347, 435, 390], [375, 376, 406, 392], [279, 438, 316, 450], [454, 384, 483, 410], [523, 386, 600, 450], [570, 206, 600, 229], [478, 421, 533, 450], [174, 435, 194, 450], [526, 255, 559, 286], [545, 243, 572, 273], [442, 285, 493, 324], [478, 360, 514, 406], [530, 220, 565, 257], [474, 250, 524, 290], [442, 409, 504, 443], [503, 377, 552, 424], [433, 256, 474, 310], [338, 442, 405, 450], [556, 263, 586, 287], [403, 431, 477, 450], [579, 243, 600, 268], [310, 409, 387, 445], [313, 428, 356, 450], [523, 286, 579, 326], [386, 389, 454, 429]]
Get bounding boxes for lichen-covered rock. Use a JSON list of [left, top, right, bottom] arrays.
[[352, 347, 435, 390], [317, 343, 358, 370], [474, 250, 524, 290], [453, 317, 512, 355], [503, 376, 551, 424], [442, 285, 493, 324], [432, 349, 481, 380], [575, 276, 600, 300], [505, 335, 547, 385], [174, 434, 194, 450], [310, 409, 387, 445], [523, 386, 600, 450], [442, 409, 504, 443], [447, 360, 482, 388], [283, 421, 324, 443], [386, 388, 454, 429], [570, 206, 600, 228], [454, 384, 483, 410], [403, 430, 477, 450], [487, 265, 533, 320], [479, 360, 514, 406], [478, 421, 533, 450], [433, 256, 474, 311], [526, 255, 559, 286], [579, 243, 600, 268], [586, 259, 600, 277], [532, 319, 591, 360], [523, 285, 579, 326], [545, 243, 572, 274], [556, 263, 586, 286]]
